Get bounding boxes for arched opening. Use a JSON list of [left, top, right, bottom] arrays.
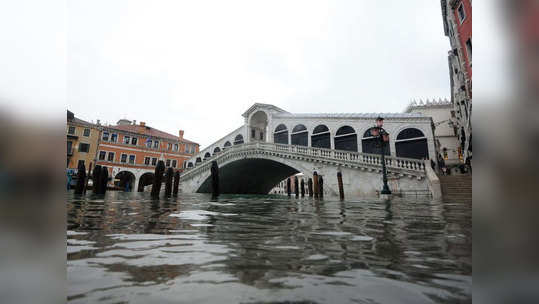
[[273, 124, 288, 145], [334, 126, 358, 152], [395, 128, 428, 159], [291, 124, 308, 146], [362, 128, 390, 155], [311, 125, 330, 149], [204, 152, 211, 160], [195, 157, 202, 164], [137, 172, 154, 192], [234, 134, 244, 145], [223, 141, 232, 150], [187, 162, 194, 168], [213, 147, 221, 154], [197, 158, 300, 194], [249, 111, 268, 142], [114, 171, 135, 192]]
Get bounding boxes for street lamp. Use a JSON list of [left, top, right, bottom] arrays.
[[371, 117, 391, 195]]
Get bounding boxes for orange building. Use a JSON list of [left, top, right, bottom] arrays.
[[95, 119, 199, 191]]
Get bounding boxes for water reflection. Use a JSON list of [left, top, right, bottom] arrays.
[[67, 192, 471, 303]]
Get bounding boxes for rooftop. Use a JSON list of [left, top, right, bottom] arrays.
[[105, 124, 199, 145]]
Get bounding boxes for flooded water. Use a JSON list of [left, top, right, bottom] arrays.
[[67, 192, 471, 303]]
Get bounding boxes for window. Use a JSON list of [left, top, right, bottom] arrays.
[[153, 140, 159, 149], [83, 128, 90, 137], [151, 157, 157, 165], [451, 110, 456, 118], [123, 135, 131, 144], [102, 131, 109, 141], [251, 129, 256, 139], [144, 157, 150, 165], [185, 144, 190, 153], [172, 160, 177, 168], [260, 131, 264, 140], [110, 133, 118, 143], [457, 3, 466, 24], [174, 144, 179, 151], [146, 139, 152, 148], [77, 159, 85, 168], [168, 143, 172, 150], [68, 126, 76, 135], [465, 38, 472, 62], [121, 154, 128, 163], [131, 137, 138, 145], [67, 141, 73, 154], [166, 159, 171, 167], [79, 143, 90, 153], [128, 155, 135, 164], [107, 152, 115, 162], [98, 151, 106, 160]]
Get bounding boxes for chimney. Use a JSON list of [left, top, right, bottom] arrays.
[[179, 130, 184, 140], [133, 120, 136, 125], [96, 119, 101, 126], [140, 122, 146, 127]]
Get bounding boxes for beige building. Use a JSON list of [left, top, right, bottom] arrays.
[[67, 110, 100, 170], [405, 98, 461, 165]]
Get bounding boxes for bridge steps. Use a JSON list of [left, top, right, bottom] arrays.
[[440, 175, 472, 201]]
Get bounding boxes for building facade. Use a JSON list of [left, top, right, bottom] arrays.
[[67, 110, 100, 170], [441, 0, 472, 163], [96, 120, 199, 191], [405, 98, 461, 165]]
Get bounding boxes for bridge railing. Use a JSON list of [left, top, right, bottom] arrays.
[[181, 142, 425, 180]]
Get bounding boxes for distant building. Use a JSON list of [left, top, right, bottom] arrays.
[[66, 110, 100, 170], [441, 0, 472, 163], [405, 98, 460, 165], [96, 119, 199, 191]]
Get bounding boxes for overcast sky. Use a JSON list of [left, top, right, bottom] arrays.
[[2, 1, 464, 149]]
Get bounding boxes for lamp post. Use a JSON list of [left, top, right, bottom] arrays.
[[371, 117, 391, 195]]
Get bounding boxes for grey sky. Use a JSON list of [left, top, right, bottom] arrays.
[[2, 1, 455, 148]]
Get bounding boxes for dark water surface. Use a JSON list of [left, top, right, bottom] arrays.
[[67, 192, 471, 303]]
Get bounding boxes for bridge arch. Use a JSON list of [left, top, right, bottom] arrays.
[[204, 152, 211, 160], [395, 128, 428, 159], [213, 147, 221, 154], [187, 162, 194, 168], [291, 124, 308, 146], [234, 134, 244, 145], [114, 171, 136, 192], [223, 141, 232, 150], [273, 124, 289, 144], [361, 127, 390, 155], [334, 125, 358, 152], [311, 124, 330, 149]]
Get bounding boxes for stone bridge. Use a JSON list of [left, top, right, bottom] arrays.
[[179, 103, 437, 197]]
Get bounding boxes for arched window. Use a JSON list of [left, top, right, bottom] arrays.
[[395, 128, 428, 159], [362, 128, 390, 155], [273, 124, 288, 144], [311, 125, 330, 149], [187, 162, 194, 168], [204, 152, 211, 160], [223, 141, 231, 150], [234, 134, 244, 145], [334, 126, 358, 152], [213, 147, 221, 154], [291, 124, 308, 146], [195, 157, 202, 164]]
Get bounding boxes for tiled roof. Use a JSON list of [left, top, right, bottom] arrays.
[[106, 124, 199, 145]]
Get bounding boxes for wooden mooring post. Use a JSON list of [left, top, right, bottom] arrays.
[[313, 171, 319, 199], [165, 167, 173, 197], [300, 178, 305, 197], [337, 171, 344, 201], [151, 161, 165, 198], [211, 161, 219, 199], [173, 171, 180, 196], [294, 176, 299, 198], [308, 178, 313, 197]]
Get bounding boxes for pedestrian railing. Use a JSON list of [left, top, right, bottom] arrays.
[[180, 142, 426, 181]]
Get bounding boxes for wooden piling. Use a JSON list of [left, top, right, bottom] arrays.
[[211, 161, 219, 199], [287, 178, 291, 197], [337, 171, 344, 201], [313, 171, 319, 199], [308, 178, 313, 197], [318, 175, 324, 199], [74, 162, 86, 195], [83, 162, 92, 194], [294, 176, 299, 198], [165, 167, 173, 197], [300, 178, 305, 197], [151, 160, 165, 198], [92, 165, 102, 194], [173, 171, 180, 196], [99, 166, 108, 195]]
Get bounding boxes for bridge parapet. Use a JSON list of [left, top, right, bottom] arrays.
[[180, 142, 426, 182]]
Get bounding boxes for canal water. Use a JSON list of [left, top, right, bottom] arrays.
[[67, 192, 471, 303]]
